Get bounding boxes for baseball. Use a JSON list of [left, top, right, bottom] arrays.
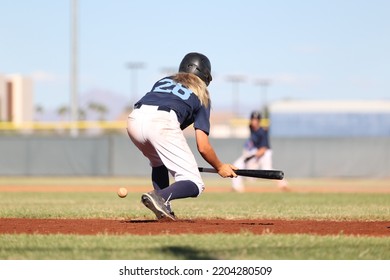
[[117, 187, 128, 198]]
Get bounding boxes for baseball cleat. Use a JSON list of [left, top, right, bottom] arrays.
[[141, 191, 176, 221], [169, 211, 177, 219]]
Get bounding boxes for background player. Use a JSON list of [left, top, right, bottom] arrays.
[[127, 52, 237, 221], [231, 111, 288, 192]]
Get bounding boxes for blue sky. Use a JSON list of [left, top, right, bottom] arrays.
[[0, 0, 389, 117]]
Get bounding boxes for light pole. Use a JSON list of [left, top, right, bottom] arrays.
[[70, 0, 78, 137], [226, 75, 246, 116], [126, 62, 145, 106], [254, 78, 271, 118]]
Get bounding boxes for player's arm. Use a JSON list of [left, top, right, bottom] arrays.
[[255, 146, 267, 158], [195, 129, 237, 178]]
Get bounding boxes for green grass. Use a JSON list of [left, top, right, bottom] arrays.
[[0, 192, 389, 220], [0, 177, 389, 260], [1, 234, 389, 260]]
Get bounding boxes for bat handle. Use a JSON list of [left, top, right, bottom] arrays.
[[198, 167, 217, 173]]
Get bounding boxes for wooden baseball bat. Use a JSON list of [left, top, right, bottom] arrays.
[[198, 167, 284, 180]]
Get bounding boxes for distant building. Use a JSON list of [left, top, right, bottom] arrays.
[[0, 74, 34, 124], [269, 100, 390, 137]]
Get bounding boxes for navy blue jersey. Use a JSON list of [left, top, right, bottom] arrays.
[[135, 77, 211, 134], [244, 127, 268, 150], [263, 128, 271, 149]]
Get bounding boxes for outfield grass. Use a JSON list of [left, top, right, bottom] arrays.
[[0, 177, 389, 260]]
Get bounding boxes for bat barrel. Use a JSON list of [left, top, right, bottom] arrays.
[[235, 169, 284, 180]]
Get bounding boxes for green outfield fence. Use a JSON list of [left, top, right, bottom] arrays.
[[0, 133, 389, 178]]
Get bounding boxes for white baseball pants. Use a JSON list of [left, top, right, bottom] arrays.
[[127, 105, 205, 195]]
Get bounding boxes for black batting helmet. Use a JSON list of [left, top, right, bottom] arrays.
[[250, 111, 262, 120], [179, 52, 212, 86]]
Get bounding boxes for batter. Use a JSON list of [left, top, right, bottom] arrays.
[[127, 52, 237, 220]]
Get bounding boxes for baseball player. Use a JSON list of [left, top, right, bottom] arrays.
[[127, 52, 237, 221], [231, 111, 288, 192]]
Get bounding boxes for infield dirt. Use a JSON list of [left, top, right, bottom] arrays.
[[1, 218, 389, 237]]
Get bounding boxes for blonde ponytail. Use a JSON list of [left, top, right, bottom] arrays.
[[172, 73, 210, 108]]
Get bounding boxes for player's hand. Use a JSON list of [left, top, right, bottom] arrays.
[[217, 163, 238, 178]]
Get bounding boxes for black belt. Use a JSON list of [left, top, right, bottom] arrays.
[[134, 103, 171, 112]]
